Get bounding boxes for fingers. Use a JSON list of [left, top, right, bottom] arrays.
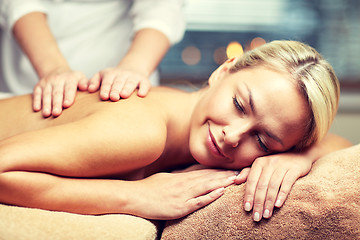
[[243, 163, 263, 218], [78, 75, 90, 92], [92, 68, 151, 101], [274, 171, 299, 208], [234, 167, 250, 184], [63, 78, 80, 108], [250, 167, 286, 221], [33, 71, 86, 117], [261, 169, 285, 219], [185, 187, 225, 212], [192, 170, 237, 194], [51, 83, 65, 117], [98, 72, 115, 101], [182, 170, 237, 215], [88, 73, 102, 93], [41, 84, 53, 117], [32, 85, 43, 112], [243, 155, 303, 222], [137, 79, 151, 97]]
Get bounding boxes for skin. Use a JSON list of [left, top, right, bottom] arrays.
[[13, 12, 170, 117], [0, 61, 352, 221]]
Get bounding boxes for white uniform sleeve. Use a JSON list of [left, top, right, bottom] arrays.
[[130, 0, 186, 45], [0, 0, 47, 32]]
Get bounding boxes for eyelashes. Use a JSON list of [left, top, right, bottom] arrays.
[[233, 95, 269, 153], [232, 96, 245, 114], [257, 135, 269, 152]]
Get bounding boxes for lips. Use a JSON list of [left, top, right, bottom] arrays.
[[207, 124, 226, 158]]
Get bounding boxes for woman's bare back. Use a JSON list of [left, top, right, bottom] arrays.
[[0, 91, 122, 140], [0, 87, 195, 179]]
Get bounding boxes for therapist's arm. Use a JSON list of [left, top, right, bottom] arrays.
[[88, 28, 170, 101], [13, 12, 88, 117]]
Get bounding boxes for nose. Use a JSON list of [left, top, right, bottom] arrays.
[[222, 121, 253, 148]]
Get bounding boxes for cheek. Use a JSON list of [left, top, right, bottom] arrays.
[[232, 143, 264, 168], [188, 124, 207, 160]]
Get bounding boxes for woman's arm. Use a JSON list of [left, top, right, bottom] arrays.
[[0, 167, 237, 219], [234, 133, 352, 221], [13, 12, 88, 117], [0, 110, 236, 218]]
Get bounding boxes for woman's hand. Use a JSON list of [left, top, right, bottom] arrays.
[[87, 67, 151, 101], [234, 152, 313, 222], [127, 169, 237, 220], [33, 68, 88, 118]]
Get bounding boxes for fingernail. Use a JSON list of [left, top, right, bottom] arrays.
[[244, 202, 251, 211], [263, 209, 270, 218], [254, 212, 261, 222], [275, 199, 281, 207], [43, 109, 50, 117]]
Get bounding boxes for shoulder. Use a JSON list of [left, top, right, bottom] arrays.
[[86, 92, 170, 164]]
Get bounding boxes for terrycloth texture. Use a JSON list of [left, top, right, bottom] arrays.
[[0, 204, 158, 240], [161, 144, 360, 240]]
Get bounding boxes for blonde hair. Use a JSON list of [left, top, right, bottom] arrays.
[[229, 40, 340, 150]]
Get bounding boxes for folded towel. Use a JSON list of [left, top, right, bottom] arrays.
[[161, 144, 360, 240], [0, 204, 158, 240]]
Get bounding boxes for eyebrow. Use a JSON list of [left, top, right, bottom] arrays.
[[245, 84, 284, 146]]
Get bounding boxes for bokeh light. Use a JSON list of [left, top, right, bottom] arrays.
[[226, 41, 243, 59], [181, 46, 201, 65], [213, 46, 227, 65], [250, 37, 266, 50]]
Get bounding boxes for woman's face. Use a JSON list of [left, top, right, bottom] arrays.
[[189, 64, 309, 169]]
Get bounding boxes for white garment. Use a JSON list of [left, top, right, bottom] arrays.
[[0, 0, 186, 94]]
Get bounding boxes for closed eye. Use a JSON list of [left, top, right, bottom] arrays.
[[233, 96, 245, 114], [256, 134, 269, 153]]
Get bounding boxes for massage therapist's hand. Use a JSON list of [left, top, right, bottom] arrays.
[[33, 67, 89, 118], [87, 66, 151, 101], [127, 169, 237, 220], [234, 152, 313, 222]]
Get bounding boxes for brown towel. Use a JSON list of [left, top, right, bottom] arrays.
[[161, 144, 360, 240]]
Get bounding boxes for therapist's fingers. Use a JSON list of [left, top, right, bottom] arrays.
[[119, 77, 142, 99], [41, 84, 53, 118], [99, 73, 116, 101], [137, 78, 152, 97], [33, 85, 43, 112], [88, 72, 102, 93], [78, 75, 90, 92], [109, 76, 126, 101], [51, 82, 65, 117], [91, 68, 153, 101], [62, 77, 81, 109]]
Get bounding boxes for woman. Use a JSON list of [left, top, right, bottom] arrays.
[[0, 41, 352, 222]]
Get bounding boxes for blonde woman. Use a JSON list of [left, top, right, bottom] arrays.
[[0, 41, 351, 222]]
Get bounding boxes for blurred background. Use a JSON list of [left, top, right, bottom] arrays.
[[159, 0, 360, 144]]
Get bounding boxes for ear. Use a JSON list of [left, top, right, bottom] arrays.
[[208, 57, 238, 86]]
